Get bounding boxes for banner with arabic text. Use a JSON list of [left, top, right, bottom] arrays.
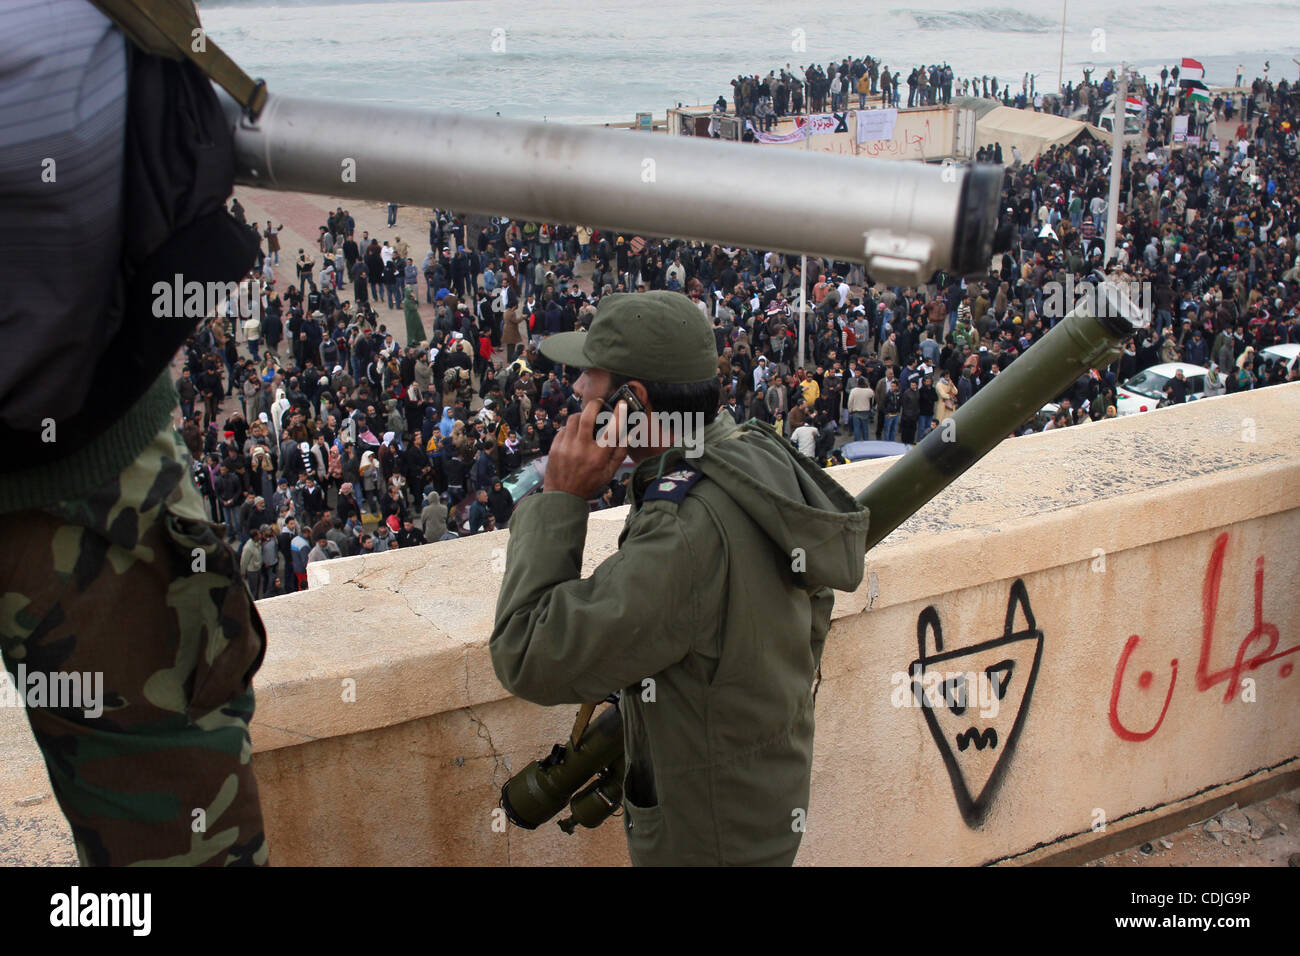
[[745, 120, 810, 144], [797, 112, 850, 135]]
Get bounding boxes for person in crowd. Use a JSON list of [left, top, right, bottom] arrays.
[[172, 63, 1297, 579]]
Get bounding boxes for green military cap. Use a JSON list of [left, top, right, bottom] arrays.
[[540, 291, 717, 384]]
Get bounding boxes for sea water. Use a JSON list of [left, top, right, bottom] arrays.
[[199, 0, 1299, 124]]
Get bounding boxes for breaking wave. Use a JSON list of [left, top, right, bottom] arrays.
[[903, 8, 1058, 34]]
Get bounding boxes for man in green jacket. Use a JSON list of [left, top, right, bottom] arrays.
[[403, 288, 424, 347], [490, 291, 868, 866], [240, 528, 265, 599]]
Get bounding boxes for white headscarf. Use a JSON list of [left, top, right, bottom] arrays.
[[271, 388, 289, 436]]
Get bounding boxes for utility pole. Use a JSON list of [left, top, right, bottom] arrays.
[[1058, 0, 1067, 94], [1127, 156, 1135, 228], [800, 120, 810, 371], [799, 253, 808, 370], [1104, 63, 1126, 264]]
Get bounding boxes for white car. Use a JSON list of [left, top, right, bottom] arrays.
[[1260, 344, 1299, 378], [1116, 362, 1209, 416], [1029, 402, 1060, 431]]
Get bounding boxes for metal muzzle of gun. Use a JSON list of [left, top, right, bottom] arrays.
[[219, 91, 1002, 287]]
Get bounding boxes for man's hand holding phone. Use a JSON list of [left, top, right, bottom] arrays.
[[545, 393, 631, 501]]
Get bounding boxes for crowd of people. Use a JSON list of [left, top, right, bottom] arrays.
[[719, 55, 1140, 127], [718, 54, 1288, 152], [723, 58, 957, 126], [723, 57, 984, 129], [177, 65, 1299, 598]]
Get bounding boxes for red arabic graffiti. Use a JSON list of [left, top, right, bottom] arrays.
[[1109, 636, 1178, 741], [860, 119, 933, 158], [1109, 532, 1297, 742], [809, 139, 856, 156]]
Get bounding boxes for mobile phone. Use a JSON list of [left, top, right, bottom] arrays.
[[593, 384, 645, 442]]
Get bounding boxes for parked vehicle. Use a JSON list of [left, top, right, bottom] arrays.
[[1116, 362, 1209, 415], [1260, 344, 1299, 378], [454, 454, 636, 532], [839, 441, 910, 462]]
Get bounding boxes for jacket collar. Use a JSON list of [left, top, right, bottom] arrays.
[[629, 414, 738, 508]]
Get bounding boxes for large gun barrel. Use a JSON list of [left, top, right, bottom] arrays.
[[220, 92, 1001, 287], [856, 280, 1150, 548]]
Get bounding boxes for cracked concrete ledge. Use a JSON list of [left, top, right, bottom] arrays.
[[248, 384, 1300, 756]]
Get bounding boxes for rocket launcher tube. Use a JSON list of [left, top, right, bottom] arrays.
[[855, 280, 1150, 550]]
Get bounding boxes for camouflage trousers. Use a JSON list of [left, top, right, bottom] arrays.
[[0, 423, 268, 865]]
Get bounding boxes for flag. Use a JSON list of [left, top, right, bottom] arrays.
[[1180, 57, 1205, 82], [1188, 88, 1211, 105], [1125, 95, 1144, 113], [628, 236, 646, 254]]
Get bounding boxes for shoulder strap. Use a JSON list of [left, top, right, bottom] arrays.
[[639, 463, 705, 507], [90, 0, 267, 118]]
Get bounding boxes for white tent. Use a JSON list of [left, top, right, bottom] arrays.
[[975, 107, 1105, 162]]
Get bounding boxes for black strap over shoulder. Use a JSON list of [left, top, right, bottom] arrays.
[[89, 0, 267, 118]]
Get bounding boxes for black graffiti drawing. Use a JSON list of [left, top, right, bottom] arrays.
[[909, 579, 1044, 828], [955, 728, 997, 751]]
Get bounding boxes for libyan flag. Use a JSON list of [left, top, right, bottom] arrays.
[[1180, 57, 1205, 82]]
